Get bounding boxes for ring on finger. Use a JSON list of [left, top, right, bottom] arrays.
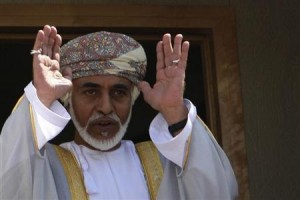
[[172, 59, 180, 64], [30, 48, 42, 55]]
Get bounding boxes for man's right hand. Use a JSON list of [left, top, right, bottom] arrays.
[[32, 25, 72, 108]]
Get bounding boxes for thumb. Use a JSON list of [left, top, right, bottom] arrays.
[[61, 67, 72, 81], [138, 81, 151, 95]]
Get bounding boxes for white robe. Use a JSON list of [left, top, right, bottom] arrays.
[[0, 82, 238, 200], [61, 141, 150, 199]]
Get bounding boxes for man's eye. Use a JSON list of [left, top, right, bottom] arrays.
[[85, 90, 96, 95], [113, 90, 127, 97]]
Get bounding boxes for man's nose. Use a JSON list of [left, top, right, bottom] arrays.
[[96, 94, 113, 115]]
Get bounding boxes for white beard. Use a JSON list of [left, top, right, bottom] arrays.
[[69, 102, 132, 151]]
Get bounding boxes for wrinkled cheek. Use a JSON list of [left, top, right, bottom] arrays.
[[118, 113, 128, 125], [120, 107, 132, 125], [72, 104, 92, 128]]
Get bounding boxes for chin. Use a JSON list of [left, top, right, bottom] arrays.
[[80, 126, 127, 151], [69, 102, 132, 151]]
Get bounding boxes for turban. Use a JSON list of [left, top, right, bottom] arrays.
[[60, 31, 147, 85]]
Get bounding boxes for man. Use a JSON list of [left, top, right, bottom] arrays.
[[0, 25, 238, 199]]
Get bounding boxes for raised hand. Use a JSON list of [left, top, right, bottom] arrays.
[[138, 34, 190, 125], [32, 25, 72, 107]]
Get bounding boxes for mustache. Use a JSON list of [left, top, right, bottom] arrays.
[[87, 112, 121, 125]]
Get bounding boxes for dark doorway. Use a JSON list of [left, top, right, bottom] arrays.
[[0, 28, 206, 145]]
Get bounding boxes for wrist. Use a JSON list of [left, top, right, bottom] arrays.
[[168, 118, 188, 136], [37, 92, 54, 108], [161, 103, 188, 125]]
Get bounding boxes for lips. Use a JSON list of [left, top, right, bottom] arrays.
[[87, 117, 119, 138]]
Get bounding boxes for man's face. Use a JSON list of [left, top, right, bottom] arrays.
[[70, 75, 133, 150]]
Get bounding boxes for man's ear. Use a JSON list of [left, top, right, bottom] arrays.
[[131, 86, 140, 105], [60, 91, 71, 107]]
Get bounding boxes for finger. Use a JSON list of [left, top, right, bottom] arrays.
[[138, 81, 151, 96], [173, 34, 183, 61], [48, 37, 55, 59], [61, 67, 72, 81], [42, 56, 54, 69], [162, 33, 173, 67], [47, 26, 58, 58], [53, 34, 62, 61], [50, 60, 59, 71], [179, 41, 190, 70], [32, 30, 44, 57], [42, 25, 51, 55], [156, 41, 165, 70]]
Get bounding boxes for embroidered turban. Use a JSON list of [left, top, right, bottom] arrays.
[[60, 31, 147, 85]]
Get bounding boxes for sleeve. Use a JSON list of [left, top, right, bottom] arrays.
[[150, 100, 239, 200], [24, 82, 71, 149], [149, 99, 195, 168], [0, 82, 70, 199]]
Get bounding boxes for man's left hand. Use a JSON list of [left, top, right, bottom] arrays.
[[138, 34, 190, 125]]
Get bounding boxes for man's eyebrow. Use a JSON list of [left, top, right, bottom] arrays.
[[81, 82, 100, 88], [81, 82, 131, 90], [113, 83, 131, 90]]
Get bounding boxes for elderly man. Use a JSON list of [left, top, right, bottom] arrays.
[[0, 25, 238, 199]]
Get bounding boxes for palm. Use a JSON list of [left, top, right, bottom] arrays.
[[33, 56, 71, 99], [146, 66, 185, 111]]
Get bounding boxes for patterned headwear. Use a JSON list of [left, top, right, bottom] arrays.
[[60, 31, 147, 85]]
